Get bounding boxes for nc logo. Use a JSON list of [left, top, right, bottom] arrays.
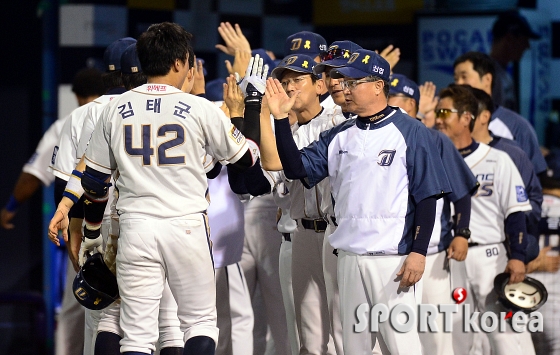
[[377, 150, 396, 166]]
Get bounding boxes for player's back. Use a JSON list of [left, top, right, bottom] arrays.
[[97, 83, 246, 218]]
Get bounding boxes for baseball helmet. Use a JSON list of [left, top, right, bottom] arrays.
[[494, 273, 548, 313], [73, 253, 119, 310]]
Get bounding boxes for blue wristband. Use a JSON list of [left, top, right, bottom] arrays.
[[5, 195, 20, 213]]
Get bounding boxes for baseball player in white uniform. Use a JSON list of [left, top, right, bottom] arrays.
[[1, 68, 104, 355], [50, 37, 134, 355], [269, 49, 451, 355], [70, 23, 261, 355], [436, 85, 535, 355]]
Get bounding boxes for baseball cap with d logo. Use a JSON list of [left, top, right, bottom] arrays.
[[330, 49, 390, 81], [314, 40, 363, 75], [284, 31, 327, 58], [271, 54, 320, 81]]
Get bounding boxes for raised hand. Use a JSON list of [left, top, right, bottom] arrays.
[[379, 44, 400, 73], [418, 81, 438, 128], [223, 75, 245, 117], [225, 48, 252, 77], [239, 54, 269, 99], [216, 22, 251, 56], [190, 58, 206, 95], [265, 78, 299, 119]]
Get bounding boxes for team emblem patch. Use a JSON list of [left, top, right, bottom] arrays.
[[51, 146, 59, 165], [229, 126, 243, 144], [516, 186, 528, 202], [377, 150, 396, 166]]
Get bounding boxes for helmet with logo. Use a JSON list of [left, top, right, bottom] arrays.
[[494, 273, 547, 313], [73, 253, 119, 310]]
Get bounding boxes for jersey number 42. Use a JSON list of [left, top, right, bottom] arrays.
[[124, 124, 185, 166]]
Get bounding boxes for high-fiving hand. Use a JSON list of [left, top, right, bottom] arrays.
[[265, 78, 299, 119], [239, 54, 269, 99]]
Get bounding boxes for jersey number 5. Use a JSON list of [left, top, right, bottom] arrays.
[[124, 124, 185, 166]]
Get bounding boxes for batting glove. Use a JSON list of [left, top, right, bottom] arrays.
[[239, 54, 269, 101], [78, 226, 103, 267]]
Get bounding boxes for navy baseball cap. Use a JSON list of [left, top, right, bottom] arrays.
[[120, 43, 141, 75], [330, 49, 390, 81], [314, 41, 363, 75], [493, 11, 541, 40], [284, 31, 327, 58], [104, 37, 137, 72], [389, 74, 420, 103], [271, 54, 319, 81]]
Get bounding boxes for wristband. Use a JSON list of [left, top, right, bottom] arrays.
[[63, 170, 85, 204], [416, 112, 426, 120], [5, 195, 20, 213]]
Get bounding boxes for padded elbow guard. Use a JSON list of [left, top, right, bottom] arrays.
[[81, 168, 112, 200]]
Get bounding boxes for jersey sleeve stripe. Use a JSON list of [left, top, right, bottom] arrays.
[[84, 156, 113, 174], [220, 141, 249, 164]]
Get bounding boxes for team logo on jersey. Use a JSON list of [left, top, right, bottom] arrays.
[[51, 146, 59, 165], [338, 150, 348, 155], [377, 150, 396, 166], [516, 186, 528, 202], [229, 126, 243, 144]]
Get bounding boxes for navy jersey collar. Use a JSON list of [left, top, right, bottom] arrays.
[[106, 87, 127, 95], [355, 106, 395, 130], [298, 107, 324, 126], [458, 140, 479, 158], [319, 92, 330, 103]]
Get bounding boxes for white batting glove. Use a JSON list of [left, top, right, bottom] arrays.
[[78, 227, 103, 267], [238, 54, 269, 98]]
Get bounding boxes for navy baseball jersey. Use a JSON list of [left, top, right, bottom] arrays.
[[428, 129, 478, 253], [490, 106, 547, 174], [299, 108, 451, 255]]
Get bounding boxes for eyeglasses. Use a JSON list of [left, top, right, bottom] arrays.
[[280, 75, 310, 90], [435, 108, 475, 120], [320, 47, 353, 62], [340, 77, 379, 91]]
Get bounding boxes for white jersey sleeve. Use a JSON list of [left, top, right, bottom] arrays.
[[494, 148, 532, 218], [23, 116, 66, 185], [76, 95, 121, 160], [201, 102, 249, 165], [85, 103, 116, 175], [50, 103, 93, 180]]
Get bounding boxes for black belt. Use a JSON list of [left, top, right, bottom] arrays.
[[299, 218, 327, 233], [282, 233, 291, 242], [468, 242, 479, 248]]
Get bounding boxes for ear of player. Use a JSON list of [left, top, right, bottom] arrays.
[[73, 253, 119, 310], [238, 54, 269, 103], [493, 272, 548, 313]]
